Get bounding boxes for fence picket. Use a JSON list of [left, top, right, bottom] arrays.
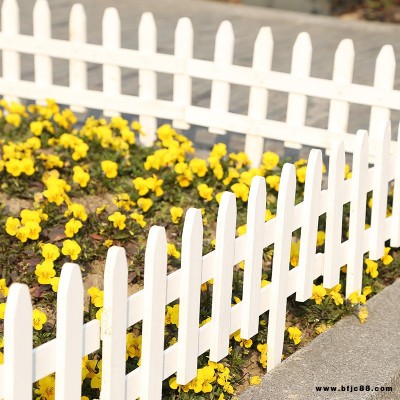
[[101, 246, 128, 399], [209, 192, 236, 361], [69, 3, 87, 113], [267, 164, 296, 371], [55, 263, 83, 399], [176, 209, 203, 384], [346, 131, 368, 298], [296, 150, 322, 301], [369, 121, 390, 260], [209, 21, 234, 135], [327, 39, 354, 140], [139, 12, 158, 146], [245, 27, 273, 167], [4, 284, 32, 400], [33, 0, 52, 104], [240, 176, 266, 338], [1, 0, 20, 103], [284, 32, 312, 149], [102, 7, 121, 117], [140, 226, 167, 400], [391, 123, 400, 247], [173, 17, 193, 130], [369, 45, 396, 139], [323, 140, 345, 288]]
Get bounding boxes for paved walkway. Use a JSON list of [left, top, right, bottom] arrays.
[[2, 0, 400, 156]]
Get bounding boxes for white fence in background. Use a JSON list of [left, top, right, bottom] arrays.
[[0, 0, 400, 165], [1, 121, 400, 399]]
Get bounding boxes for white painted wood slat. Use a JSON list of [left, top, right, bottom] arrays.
[[296, 149, 322, 301], [176, 208, 203, 384], [55, 263, 84, 400], [101, 246, 128, 399], [240, 176, 266, 339], [209, 21, 234, 135], [209, 192, 236, 361], [267, 164, 296, 371], [346, 131, 369, 298], [4, 284, 32, 400], [173, 17, 193, 130], [390, 123, 400, 247], [139, 12, 158, 146], [102, 7, 121, 117], [140, 226, 168, 400], [245, 27, 273, 166]]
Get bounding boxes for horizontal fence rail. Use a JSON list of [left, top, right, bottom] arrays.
[[1, 121, 400, 399], [0, 0, 399, 165]]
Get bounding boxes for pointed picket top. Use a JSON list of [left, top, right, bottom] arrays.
[[214, 20, 234, 61], [374, 45, 396, 86], [55, 263, 84, 399], [101, 246, 128, 399], [102, 7, 121, 46], [70, 3, 86, 40], [1, 0, 19, 25], [253, 27, 274, 67], [175, 17, 193, 52], [177, 208, 203, 384], [139, 12, 157, 51], [291, 32, 312, 72], [333, 39, 354, 81], [33, 0, 50, 21], [4, 283, 32, 400]]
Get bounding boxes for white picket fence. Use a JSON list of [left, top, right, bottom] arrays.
[[0, 0, 400, 165], [1, 121, 400, 399]]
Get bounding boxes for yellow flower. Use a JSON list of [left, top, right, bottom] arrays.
[[165, 304, 179, 326], [145, 175, 164, 197], [137, 197, 153, 213], [234, 330, 253, 348], [290, 240, 300, 267], [30, 121, 44, 136], [265, 209, 275, 221], [73, 166, 90, 188], [287, 326, 302, 345], [167, 243, 181, 259], [363, 286, 372, 296], [5, 113, 21, 127], [358, 306, 368, 323], [296, 166, 307, 183], [257, 343, 268, 368], [32, 309, 47, 330], [262, 151, 279, 170], [266, 175, 280, 191], [197, 183, 213, 202], [108, 211, 126, 230], [348, 290, 366, 304], [311, 284, 326, 305], [170, 207, 184, 224], [35, 261, 56, 285], [126, 333, 142, 359], [231, 182, 249, 202], [316, 231, 325, 246], [132, 177, 150, 196], [65, 218, 83, 238], [41, 243, 60, 262], [34, 375, 55, 398], [101, 160, 118, 178], [328, 283, 343, 305], [365, 259, 378, 278], [16, 226, 30, 242], [237, 224, 246, 236], [315, 324, 327, 335], [5, 217, 20, 236], [0, 279, 9, 297], [24, 220, 42, 240], [130, 212, 146, 228], [189, 158, 208, 177], [0, 303, 6, 319], [250, 376, 261, 385], [103, 239, 113, 248], [50, 277, 60, 292], [381, 247, 393, 265], [61, 239, 82, 260], [87, 287, 104, 308], [65, 203, 88, 221]]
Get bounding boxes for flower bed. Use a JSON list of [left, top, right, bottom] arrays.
[[0, 99, 399, 399]]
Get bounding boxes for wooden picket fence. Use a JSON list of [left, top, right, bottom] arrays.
[[0, 0, 400, 165], [1, 121, 400, 399]]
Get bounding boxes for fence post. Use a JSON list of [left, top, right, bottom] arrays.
[[323, 140, 345, 288], [245, 27, 273, 167], [33, 0, 52, 105], [69, 3, 87, 113], [391, 123, 400, 247], [209, 21, 234, 135], [296, 149, 322, 301], [369, 45, 395, 141], [346, 131, 368, 298], [4, 284, 32, 400], [284, 32, 312, 149], [173, 17, 193, 131], [241, 176, 266, 339], [267, 164, 296, 371], [1, 0, 20, 103], [327, 39, 354, 153], [369, 121, 390, 260], [176, 209, 203, 384], [103, 7, 121, 117], [139, 12, 158, 146], [140, 226, 167, 400], [101, 246, 128, 399], [209, 192, 236, 361], [55, 263, 84, 399]]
